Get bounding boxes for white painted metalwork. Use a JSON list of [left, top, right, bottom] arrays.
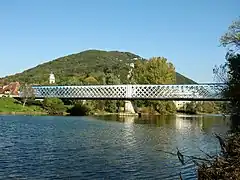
[[28, 83, 226, 100]]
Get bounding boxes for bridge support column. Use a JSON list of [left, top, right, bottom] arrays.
[[124, 100, 135, 114]]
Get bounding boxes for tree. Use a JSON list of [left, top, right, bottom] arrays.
[[186, 102, 197, 114], [43, 98, 66, 115], [84, 76, 98, 85], [104, 100, 116, 113], [201, 102, 216, 113], [220, 17, 240, 51], [214, 17, 240, 131], [132, 57, 176, 114], [224, 54, 240, 115], [197, 18, 240, 179], [68, 102, 91, 116], [133, 57, 176, 84], [64, 76, 83, 85], [104, 68, 121, 85], [21, 84, 35, 107]]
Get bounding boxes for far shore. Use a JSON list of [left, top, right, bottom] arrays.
[[0, 111, 225, 117], [0, 111, 48, 115]]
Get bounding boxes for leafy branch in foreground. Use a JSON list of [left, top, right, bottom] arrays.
[[220, 17, 240, 52], [156, 133, 237, 179]]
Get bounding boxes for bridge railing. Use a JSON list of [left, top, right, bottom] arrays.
[[23, 83, 227, 100]]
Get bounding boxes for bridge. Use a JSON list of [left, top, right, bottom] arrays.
[[25, 83, 227, 101]]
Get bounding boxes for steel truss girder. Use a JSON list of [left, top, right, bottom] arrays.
[[26, 83, 227, 101]]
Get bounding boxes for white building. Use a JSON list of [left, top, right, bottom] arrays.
[[49, 72, 55, 84], [173, 101, 191, 110]]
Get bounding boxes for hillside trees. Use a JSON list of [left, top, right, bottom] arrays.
[[133, 57, 177, 114], [133, 57, 176, 84], [0, 50, 198, 114], [0, 50, 196, 85]]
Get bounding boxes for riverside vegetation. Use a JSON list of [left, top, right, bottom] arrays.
[[0, 50, 224, 115], [168, 17, 240, 179], [197, 17, 240, 179], [0, 96, 224, 116]]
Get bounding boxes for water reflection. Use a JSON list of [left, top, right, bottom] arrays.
[[95, 114, 229, 179], [0, 115, 230, 180], [96, 114, 229, 134], [122, 116, 136, 148]]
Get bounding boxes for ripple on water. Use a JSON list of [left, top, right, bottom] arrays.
[[0, 115, 229, 179]]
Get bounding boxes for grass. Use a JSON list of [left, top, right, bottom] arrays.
[[0, 97, 46, 113]]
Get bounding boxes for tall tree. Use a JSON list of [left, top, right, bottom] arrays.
[[133, 57, 176, 114], [214, 17, 240, 131], [133, 57, 176, 84], [220, 17, 240, 51], [21, 84, 35, 107]]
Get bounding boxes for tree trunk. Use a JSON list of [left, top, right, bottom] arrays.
[[23, 98, 27, 107]]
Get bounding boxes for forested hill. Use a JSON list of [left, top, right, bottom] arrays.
[[0, 50, 196, 85]]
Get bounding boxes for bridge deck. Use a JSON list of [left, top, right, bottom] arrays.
[[20, 83, 227, 101]]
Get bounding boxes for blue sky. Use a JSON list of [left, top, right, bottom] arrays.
[[0, 0, 239, 82]]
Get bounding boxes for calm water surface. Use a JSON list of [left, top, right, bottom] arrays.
[[0, 114, 229, 179]]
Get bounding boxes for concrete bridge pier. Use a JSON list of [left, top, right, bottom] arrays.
[[124, 100, 135, 114]]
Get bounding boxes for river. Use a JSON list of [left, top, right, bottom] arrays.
[[0, 114, 229, 179]]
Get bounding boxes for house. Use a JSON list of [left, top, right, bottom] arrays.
[[0, 82, 21, 95]]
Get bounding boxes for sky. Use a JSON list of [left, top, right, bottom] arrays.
[[0, 0, 239, 82]]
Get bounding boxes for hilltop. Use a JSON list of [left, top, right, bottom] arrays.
[[0, 50, 196, 85]]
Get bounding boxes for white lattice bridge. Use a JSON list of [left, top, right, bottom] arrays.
[[27, 83, 227, 101]]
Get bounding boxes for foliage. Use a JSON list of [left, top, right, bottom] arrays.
[[214, 18, 240, 131], [0, 50, 196, 85], [104, 100, 117, 113], [178, 101, 225, 114], [224, 54, 240, 113], [84, 76, 99, 85], [133, 57, 176, 84], [0, 50, 196, 114], [147, 101, 174, 114], [197, 17, 240, 180], [132, 57, 177, 114], [220, 17, 240, 51], [165, 101, 176, 114], [20, 84, 35, 107], [42, 98, 66, 115], [186, 102, 197, 114], [67, 102, 92, 116], [198, 133, 240, 180]]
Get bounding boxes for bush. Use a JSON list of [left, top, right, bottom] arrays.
[[186, 102, 197, 114], [104, 100, 116, 113], [68, 103, 91, 116], [165, 101, 176, 114], [43, 98, 66, 115], [25, 99, 43, 106]]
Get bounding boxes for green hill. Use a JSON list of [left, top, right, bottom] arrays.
[[0, 50, 196, 85]]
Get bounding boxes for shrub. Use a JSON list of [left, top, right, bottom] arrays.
[[68, 103, 91, 116], [104, 100, 116, 113], [43, 98, 66, 115]]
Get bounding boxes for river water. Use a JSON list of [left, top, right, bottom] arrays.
[[0, 114, 229, 179]]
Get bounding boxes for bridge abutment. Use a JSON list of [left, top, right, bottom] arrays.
[[124, 100, 135, 114]]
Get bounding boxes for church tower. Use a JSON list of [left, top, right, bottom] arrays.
[[49, 72, 55, 84]]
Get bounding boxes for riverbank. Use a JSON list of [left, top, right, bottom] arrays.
[[0, 97, 47, 114], [0, 111, 48, 115], [0, 97, 224, 117], [198, 133, 240, 179], [0, 109, 223, 117]]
